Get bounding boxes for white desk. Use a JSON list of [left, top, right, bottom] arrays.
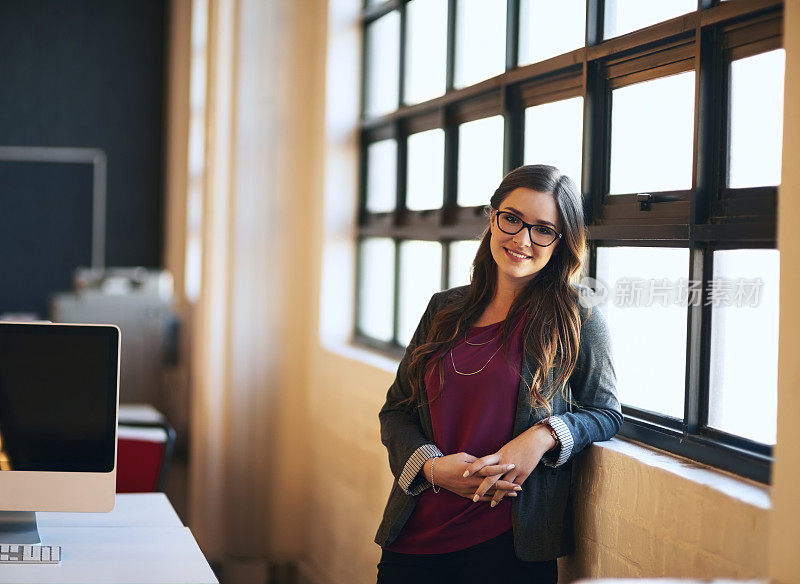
[[37, 493, 182, 528], [1, 494, 217, 584]]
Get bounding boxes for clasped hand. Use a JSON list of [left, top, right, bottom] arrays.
[[424, 452, 521, 502], [427, 425, 555, 507]]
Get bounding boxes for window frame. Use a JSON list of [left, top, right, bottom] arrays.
[[357, 0, 784, 483]]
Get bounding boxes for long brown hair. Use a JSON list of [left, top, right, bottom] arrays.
[[405, 164, 587, 417]]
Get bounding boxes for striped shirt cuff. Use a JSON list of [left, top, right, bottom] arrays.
[[541, 416, 574, 468], [398, 443, 444, 496]]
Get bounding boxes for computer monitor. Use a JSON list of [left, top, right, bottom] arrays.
[[0, 322, 119, 543]]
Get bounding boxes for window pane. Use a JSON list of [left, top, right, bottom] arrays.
[[358, 238, 395, 342], [404, 0, 448, 105], [728, 49, 786, 188], [610, 72, 695, 194], [449, 240, 481, 287], [398, 241, 443, 345], [364, 12, 400, 117], [595, 247, 690, 419], [366, 139, 397, 213], [519, 0, 585, 65], [709, 250, 779, 444], [455, 0, 506, 88], [604, 0, 696, 39], [457, 116, 505, 207], [524, 96, 584, 185], [407, 129, 445, 210]]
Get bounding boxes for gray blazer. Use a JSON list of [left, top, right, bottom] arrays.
[[375, 285, 622, 561]]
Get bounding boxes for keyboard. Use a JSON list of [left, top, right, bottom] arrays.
[[0, 544, 61, 564]]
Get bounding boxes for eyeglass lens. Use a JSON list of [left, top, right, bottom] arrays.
[[497, 212, 556, 246]]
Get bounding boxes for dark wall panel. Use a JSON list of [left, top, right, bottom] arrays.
[[0, 161, 93, 317], [0, 0, 166, 317]]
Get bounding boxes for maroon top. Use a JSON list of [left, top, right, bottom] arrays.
[[385, 312, 526, 554]]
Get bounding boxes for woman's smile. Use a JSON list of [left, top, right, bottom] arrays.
[[503, 247, 533, 261]]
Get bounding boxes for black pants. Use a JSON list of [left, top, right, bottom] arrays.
[[377, 531, 558, 584]]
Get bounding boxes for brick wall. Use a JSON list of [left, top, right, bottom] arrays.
[[560, 441, 769, 581]]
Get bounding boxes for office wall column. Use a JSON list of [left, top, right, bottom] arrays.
[[163, 0, 191, 308], [769, 0, 800, 579], [188, 0, 238, 560], [185, 0, 323, 568]]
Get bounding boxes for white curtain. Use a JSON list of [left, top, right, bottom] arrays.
[[164, 0, 326, 565]]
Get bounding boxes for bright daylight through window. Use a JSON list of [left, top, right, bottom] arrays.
[[356, 0, 785, 483]]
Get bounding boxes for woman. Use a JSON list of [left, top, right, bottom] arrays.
[[374, 165, 622, 583]]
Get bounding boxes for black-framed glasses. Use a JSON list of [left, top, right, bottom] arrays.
[[495, 210, 562, 247]]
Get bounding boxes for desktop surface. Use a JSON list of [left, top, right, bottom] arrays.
[[37, 493, 182, 528], [0, 494, 217, 584]]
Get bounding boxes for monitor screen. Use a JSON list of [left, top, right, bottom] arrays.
[[0, 323, 118, 473]]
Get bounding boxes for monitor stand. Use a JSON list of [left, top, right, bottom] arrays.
[[0, 511, 41, 544]]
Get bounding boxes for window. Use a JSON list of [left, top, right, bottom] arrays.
[[519, 0, 585, 65], [604, 0, 697, 39], [403, 0, 447, 104], [608, 72, 695, 194], [595, 247, 690, 419], [454, 0, 506, 88], [457, 116, 505, 207], [363, 11, 400, 117], [407, 128, 445, 210], [524, 96, 584, 184], [727, 49, 785, 188], [357, 0, 784, 483]]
